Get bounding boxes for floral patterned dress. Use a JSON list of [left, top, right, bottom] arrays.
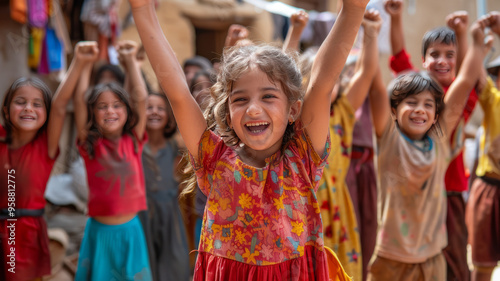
[[317, 96, 362, 280], [190, 122, 336, 280]]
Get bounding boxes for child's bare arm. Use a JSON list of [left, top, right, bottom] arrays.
[[74, 43, 99, 143], [368, 70, 390, 138], [446, 11, 469, 71], [283, 11, 308, 53], [47, 42, 97, 158], [128, 0, 206, 157], [225, 24, 250, 48], [301, 0, 368, 155], [384, 0, 405, 56], [441, 16, 493, 137], [117, 40, 148, 139], [345, 9, 382, 111]]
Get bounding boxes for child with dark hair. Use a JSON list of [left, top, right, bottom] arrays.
[[367, 16, 491, 280], [73, 40, 152, 280], [0, 42, 95, 281], [183, 55, 213, 87], [141, 92, 190, 281], [465, 11, 500, 281], [385, 1, 478, 280], [93, 63, 126, 86]]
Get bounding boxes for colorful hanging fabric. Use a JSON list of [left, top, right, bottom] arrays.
[[10, 0, 28, 24], [28, 27, 45, 70], [46, 28, 63, 72], [29, 0, 48, 28]]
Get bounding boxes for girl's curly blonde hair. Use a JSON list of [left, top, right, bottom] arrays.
[[180, 44, 304, 197]]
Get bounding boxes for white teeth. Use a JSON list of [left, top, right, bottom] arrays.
[[246, 122, 269, 127]]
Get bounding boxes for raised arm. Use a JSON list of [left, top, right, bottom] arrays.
[[283, 11, 309, 53], [384, 0, 405, 56], [74, 43, 99, 144], [128, 0, 206, 157], [117, 40, 148, 139], [224, 24, 250, 48], [301, 0, 368, 155], [368, 69, 390, 138], [344, 9, 382, 111], [441, 15, 493, 138], [47, 42, 97, 158], [446, 11, 469, 71]]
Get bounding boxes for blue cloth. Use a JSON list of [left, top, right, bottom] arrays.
[[75, 216, 152, 281]]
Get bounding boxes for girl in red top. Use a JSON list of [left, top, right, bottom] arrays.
[[73, 40, 152, 280], [0, 42, 95, 281]]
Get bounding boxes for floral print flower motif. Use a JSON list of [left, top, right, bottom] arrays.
[[208, 202, 219, 214], [219, 197, 232, 211], [235, 230, 249, 245], [273, 195, 285, 210], [291, 221, 305, 237], [239, 193, 253, 209], [260, 244, 274, 260], [242, 248, 260, 264]]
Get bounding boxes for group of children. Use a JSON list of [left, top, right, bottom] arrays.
[[1, 0, 500, 280]]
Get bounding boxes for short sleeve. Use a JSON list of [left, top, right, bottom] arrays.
[[389, 49, 416, 75], [479, 76, 500, 110], [292, 122, 331, 188], [189, 130, 228, 196]]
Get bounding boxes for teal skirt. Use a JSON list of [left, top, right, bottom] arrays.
[[75, 216, 152, 281]]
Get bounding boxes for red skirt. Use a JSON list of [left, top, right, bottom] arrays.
[[1, 216, 51, 281], [193, 245, 330, 281]]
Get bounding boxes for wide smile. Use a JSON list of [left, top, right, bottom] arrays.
[[104, 118, 119, 123], [19, 115, 36, 121], [410, 117, 427, 125], [433, 68, 449, 74], [147, 116, 163, 122], [244, 121, 269, 135]]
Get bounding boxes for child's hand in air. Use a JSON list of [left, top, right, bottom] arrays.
[[225, 24, 250, 47], [486, 11, 500, 36], [384, 0, 403, 17], [290, 10, 309, 30], [446, 11, 469, 36], [75, 41, 99, 64], [117, 40, 140, 69], [471, 14, 494, 53], [362, 8, 382, 38]]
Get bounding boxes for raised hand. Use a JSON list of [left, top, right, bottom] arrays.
[[446, 11, 469, 35], [225, 24, 250, 47], [485, 11, 500, 36], [117, 40, 140, 69], [384, 0, 403, 17], [290, 10, 309, 30], [472, 14, 494, 52], [362, 8, 382, 38], [75, 41, 99, 64]]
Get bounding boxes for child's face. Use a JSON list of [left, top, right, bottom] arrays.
[[5, 85, 47, 133], [184, 65, 201, 87], [146, 95, 168, 132], [97, 70, 119, 85], [228, 67, 300, 157], [422, 42, 457, 87], [393, 90, 437, 140], [93, 91, 128, 138], [192, 75, 212, 106]]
